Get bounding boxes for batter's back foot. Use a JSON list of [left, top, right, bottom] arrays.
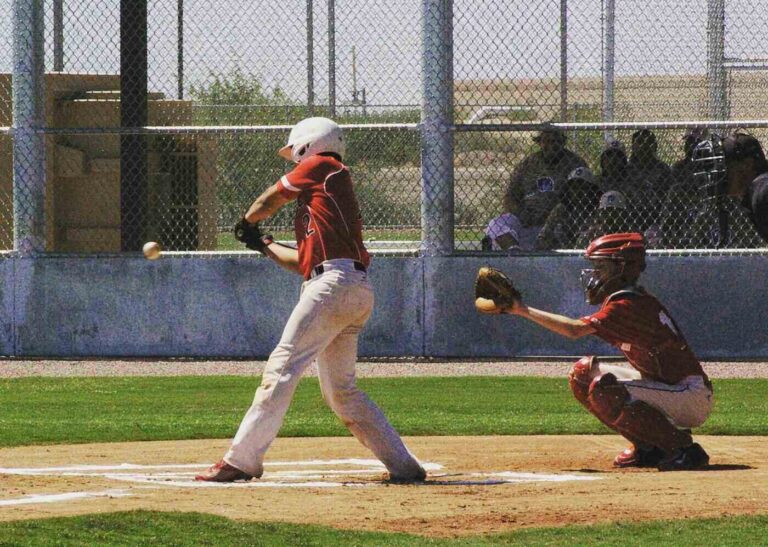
[[386, 466, 427, 484], [195, 459, 255, 482]]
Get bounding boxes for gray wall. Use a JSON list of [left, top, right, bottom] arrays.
[[1, 254, 766, 358]]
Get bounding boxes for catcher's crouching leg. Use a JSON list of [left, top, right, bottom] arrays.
[[568, 356, 596, 409], [569, 359, 649, 466], [569, 357, 627, 431], [588, 374, 693, 456], [570, 361, 667, 467]]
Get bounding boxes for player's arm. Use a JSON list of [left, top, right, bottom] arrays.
[[261, 240, 300, 274], [510, 305, 596, 339], [474, 267, 595, 339], [245, 183, 292, 223], [242, 183, 300, 273]]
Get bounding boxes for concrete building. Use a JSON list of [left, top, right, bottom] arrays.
[[0, 73, 217, 252]]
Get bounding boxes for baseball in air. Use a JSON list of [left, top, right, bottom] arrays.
[[142, 241, 162, 260]]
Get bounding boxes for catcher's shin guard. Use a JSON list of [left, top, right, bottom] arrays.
[[587, 373, 628, 422], [570, 359, 639, 440], [568, 356, 596, 409], [589, 374, 693, 454]]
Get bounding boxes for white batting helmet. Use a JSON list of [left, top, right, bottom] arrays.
[[278, 117, 346, 163]]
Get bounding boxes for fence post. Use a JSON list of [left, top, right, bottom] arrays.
[[307, 0, 314, 114], [602, 0, 615, 141], [560, 0, 568, 122], [707, 0, 727, 120], [120, 0, 148, 251], [177, 0, 184, 99], [12, 0, 46, 254], [328, 0, 336, 117], [421, 0, 454, 256], [53, 0, 64, 71]]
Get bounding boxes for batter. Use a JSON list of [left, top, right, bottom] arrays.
[[196, 117, 426, 483]]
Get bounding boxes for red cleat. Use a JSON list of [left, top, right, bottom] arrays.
[[195, 459, 254, 482], [614, 444, 665, 468]]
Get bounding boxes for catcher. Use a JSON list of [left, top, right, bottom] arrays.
[[475, 232, 714, 471], [197, 117, 426, 483]]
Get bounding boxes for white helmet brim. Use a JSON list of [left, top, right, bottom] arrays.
[[278, 144, 293, 161]]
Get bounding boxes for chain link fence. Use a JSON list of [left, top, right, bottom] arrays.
[[2, 0, 767, 255], [1, 3, 13, 251], [453, 0, 768, 253]]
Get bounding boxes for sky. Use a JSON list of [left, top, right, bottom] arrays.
[[1, 0, 767, 110]]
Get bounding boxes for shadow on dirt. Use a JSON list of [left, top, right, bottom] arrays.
[[698, 464, 754, 471], [565, 464, 754, 473]]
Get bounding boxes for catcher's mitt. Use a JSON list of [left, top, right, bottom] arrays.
[[474, 266, 522, 313], [234, 218, 271, 253]]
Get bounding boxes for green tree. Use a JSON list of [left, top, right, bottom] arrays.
[[189, 70, 422, 237]]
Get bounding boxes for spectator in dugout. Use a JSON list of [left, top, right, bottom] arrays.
[[626, 129, 673, 230], [503, 125, 587, 223], [597, 138, 630, 194], [484, 185, 555, 252], [576, 190, 635, 248], [659, 128, 709, 248], [723, 131, 768, 243], [536, 166, 602, 250], [482, 212, 537, 252], [683, 131, 768, 249], [671, 127, 709, 188]]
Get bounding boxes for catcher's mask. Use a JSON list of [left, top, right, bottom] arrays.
[[278, 117, 345, 164], [692, 134, 727, 200], [580, 232, 646, 304]]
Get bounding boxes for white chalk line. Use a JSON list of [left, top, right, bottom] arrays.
[[472, 471, 602, 483], [0, 489, 132, 507], [0, 459, 435, 475], [0, 459, 603, 502], [105, 476, 370, 489]]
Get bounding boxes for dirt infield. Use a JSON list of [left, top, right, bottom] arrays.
[[2, 359, 768, 378], [1, 436, 766, 537]]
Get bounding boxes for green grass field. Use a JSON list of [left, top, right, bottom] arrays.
[[2, 375, 767, 545], [2, 511, 767, 546], [1, 376, 767, 447]]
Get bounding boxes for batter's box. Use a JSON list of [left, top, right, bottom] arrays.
[[0, 459, 602, 492]]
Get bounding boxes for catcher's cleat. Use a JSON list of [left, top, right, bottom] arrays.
[[657, 443, 710, 472], [195, 459, 254, 482], [613, 444, 666, 468]]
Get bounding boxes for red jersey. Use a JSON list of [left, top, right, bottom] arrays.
[[580, 288, 707, 384], [276, 154, 370, 279]]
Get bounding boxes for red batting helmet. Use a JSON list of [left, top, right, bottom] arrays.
[[586, 232, 647, 280], [581, 233, 646, 303], [585, 232, 646, 261]]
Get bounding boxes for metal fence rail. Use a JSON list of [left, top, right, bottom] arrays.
[[1, 0, 767, 256]]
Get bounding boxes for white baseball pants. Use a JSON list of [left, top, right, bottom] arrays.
[[225, 259, 425, 480], [591, 362, 714, 428]]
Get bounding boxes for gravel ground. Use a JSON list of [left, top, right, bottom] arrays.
[[1, 359, 768, 378]]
